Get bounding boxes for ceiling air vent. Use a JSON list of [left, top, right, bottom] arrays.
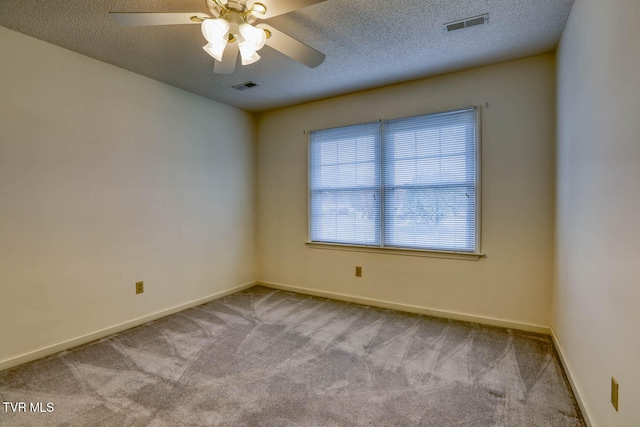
[[445, 14, 488, 32], [232, 81, 259, 91]]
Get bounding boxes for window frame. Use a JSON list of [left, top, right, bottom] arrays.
[[307, 106, 483, 260]]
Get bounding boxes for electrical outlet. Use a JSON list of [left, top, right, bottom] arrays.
[[611, 377, 619, 411], [355, 266, 362, 277], [136, 281, 144, 294]]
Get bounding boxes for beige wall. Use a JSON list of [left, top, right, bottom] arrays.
[[0, 27, 256, 365], [256, 54, 556, 328], [554, 0, 640, 425]]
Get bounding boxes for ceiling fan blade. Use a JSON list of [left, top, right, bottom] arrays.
[[213, 42, 239, 74], [109, 12, 209, 26], [255, 0, 327, 19], [257, 24, 325, 68]]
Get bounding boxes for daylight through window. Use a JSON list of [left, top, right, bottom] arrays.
[[309, 107, 479, 253]]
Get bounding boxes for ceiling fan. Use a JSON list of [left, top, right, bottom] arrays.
[[110, 0, 327, 74]]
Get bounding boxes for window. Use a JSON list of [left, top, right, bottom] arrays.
[[309, 107, 479, 253]]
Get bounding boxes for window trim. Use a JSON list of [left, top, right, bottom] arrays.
[[307, 105, 483, 258], [305, 241, 484, 260]]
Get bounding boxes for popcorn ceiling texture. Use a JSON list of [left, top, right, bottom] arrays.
[[0, 286, 584, 426], [0, 0, 573, 112]]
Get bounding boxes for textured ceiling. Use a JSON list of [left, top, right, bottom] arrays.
[[0, 0, 574, 112]]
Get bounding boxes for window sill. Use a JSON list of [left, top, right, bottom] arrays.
[[305, 242, 484, 261]]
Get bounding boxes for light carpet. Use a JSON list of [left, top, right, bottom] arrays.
[[0, 286, 584, 426]]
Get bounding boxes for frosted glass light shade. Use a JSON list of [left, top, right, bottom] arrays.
[[238, 23, 265, 65], [239, 47, 260, 65], [203, 42, 227, 61], [201, 18, 229, 62], [239, 23, 266, 52], [201, 18, 229, 43]]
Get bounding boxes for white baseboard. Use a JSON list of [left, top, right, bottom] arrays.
[[0, 282, 257, 372], [257, 281, 551, 335], [551, 327, 595, 427]]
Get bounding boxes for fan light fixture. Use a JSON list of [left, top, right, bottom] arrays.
[[201, 2, 268, 66], [109, 0, 327, 75]]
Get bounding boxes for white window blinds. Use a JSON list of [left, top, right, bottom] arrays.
[[309, 122, 381, 245], [309, 107, 479, 253], [382, 108, 477, 251]]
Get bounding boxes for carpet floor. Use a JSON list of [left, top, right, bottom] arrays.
[[0, 286, 584, 426]]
